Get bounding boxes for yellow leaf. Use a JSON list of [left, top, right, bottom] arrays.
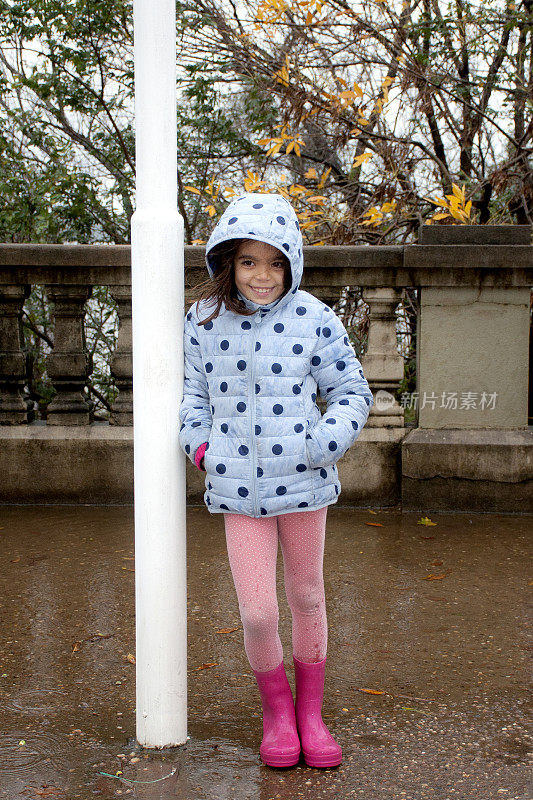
[[452, 183, 465, 201], [417, 516, 437, 526], [353, 82, 363, 98], [317, 167, 332, 189], [184, 185, 201, 195], [215, 627, 240, 634], [267, 142, 283, 156], [357, 688, 386, 695], [464, 200, 472, 217], [306, 9, 313, 23], [431, 212, 450, 220], [353, 152, 372, 167], [126, 653, 136, 664], [206, 205, 216, 217], [423, 574, 446, 581], [305, 168, 318, 179], [358, 115, 369, 125], [194, 662, 219, 671], [365, 521, 384, 527], [308, 195, 326, 205]]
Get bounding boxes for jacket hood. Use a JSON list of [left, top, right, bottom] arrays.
[[205, 193, 304, 315]]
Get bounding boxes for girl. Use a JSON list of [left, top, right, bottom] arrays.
[[179, 193, 373, 768]]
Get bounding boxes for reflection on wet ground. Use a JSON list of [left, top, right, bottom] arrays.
[[0, 505, 530, 799]]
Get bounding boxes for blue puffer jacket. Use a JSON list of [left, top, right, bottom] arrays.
[[179, 193, 374, 518]]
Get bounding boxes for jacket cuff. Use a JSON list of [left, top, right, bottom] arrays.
[[194, 442, 208, 471]]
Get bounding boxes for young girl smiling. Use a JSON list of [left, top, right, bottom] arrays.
[[179, 192, 373, 768]]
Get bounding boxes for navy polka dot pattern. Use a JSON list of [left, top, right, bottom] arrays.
[[178, 192, 374, 518]]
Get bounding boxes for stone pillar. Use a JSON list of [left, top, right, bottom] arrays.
[[0, 285, 31, 424], [416, 227, 531, 429], [403, 224, 532, 513], [362, 287, 405, 427], [46, 285, 92, 425], [109, 286, 133, 425]]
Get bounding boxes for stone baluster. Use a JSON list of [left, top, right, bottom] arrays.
[[0, 285, 31, 424], [361, 287, 405, 427], [109, 286, 133, 425], [45, 285, 92, 425]]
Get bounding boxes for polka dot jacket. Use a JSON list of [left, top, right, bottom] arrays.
[[179, 192, 374, 518]]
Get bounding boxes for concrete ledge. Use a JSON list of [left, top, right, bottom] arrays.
[[0, 423, 406, 508], [402, 428, 533, 513], [0, 424, 134, 504], [3, 425, 532, 512]]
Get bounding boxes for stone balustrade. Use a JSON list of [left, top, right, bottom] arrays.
[[0, 226, 531, 511]]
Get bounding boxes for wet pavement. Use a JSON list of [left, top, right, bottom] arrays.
[[0, 504, 531, 800]]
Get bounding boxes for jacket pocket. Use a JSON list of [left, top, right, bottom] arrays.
[[305, 425, 328, 469]]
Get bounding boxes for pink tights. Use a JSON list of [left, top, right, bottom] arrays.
[[223, 507, 328, 673]]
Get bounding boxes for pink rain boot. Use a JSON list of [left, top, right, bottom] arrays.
[[252, 661, 301, 767], [293, 655, 342, 768]]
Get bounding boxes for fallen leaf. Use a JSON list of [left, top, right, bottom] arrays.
[[126, 653, 136, 664], [365, 522, 384, 527], [357, 688, 387, 695], [71, 642, 81, 653], [419, 536, 435, 540], [367, 510, 378, 515], [417, 516, 437, 526], [194, 662, 219, 671], [423, 573, 447, 581], [215, 627, 239, 634], [431, 560, 443, 566], [11, 556, 20, 563]]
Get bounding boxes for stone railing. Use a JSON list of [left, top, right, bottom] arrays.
[[0, 225, 531, 511], [1, 226, 531, 429]]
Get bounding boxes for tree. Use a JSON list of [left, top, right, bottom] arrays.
[[183, 0, 533, 241]]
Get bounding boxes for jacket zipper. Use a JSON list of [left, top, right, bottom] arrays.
[[249, 318, 260, 516]]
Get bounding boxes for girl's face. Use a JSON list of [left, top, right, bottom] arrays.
[[233, 240, 288, 305]]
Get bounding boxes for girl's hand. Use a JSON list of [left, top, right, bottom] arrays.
[[195, 442, 208, 472]]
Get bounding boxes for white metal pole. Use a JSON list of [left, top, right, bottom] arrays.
[[132, 0, 187, 746]]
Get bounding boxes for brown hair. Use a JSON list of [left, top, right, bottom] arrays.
[[187, 238, 291, 326]]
